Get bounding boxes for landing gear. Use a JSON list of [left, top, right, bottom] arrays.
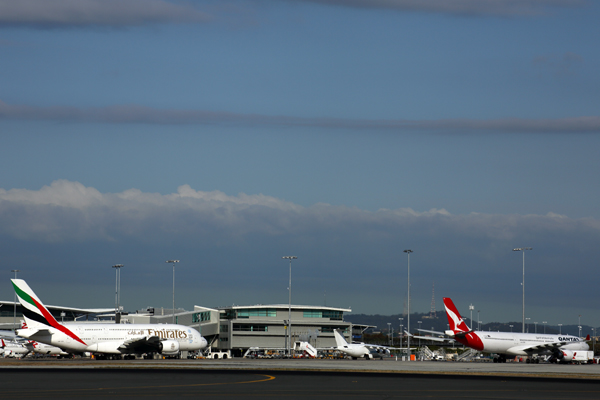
[[493, 354, 507, 363]]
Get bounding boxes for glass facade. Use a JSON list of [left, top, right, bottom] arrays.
[[236, 308, 277, 318], [303, 310, 343, 320], [233, 324, 268, 332], [192, 311, 211, 323]]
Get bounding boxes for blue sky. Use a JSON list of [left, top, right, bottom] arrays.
[[1, 0, 599, 328]]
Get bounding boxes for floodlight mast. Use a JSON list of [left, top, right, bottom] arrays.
[[403, 249, 413, 360], [282, 256, 297, 357], [11, 269, 19, 332], [513, 248, 532, 333], [112, 264, 123, 323], [166, 260, 180, 324]]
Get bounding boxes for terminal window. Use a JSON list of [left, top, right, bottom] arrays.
[[236, 308, 276, 318], [192, 311, 211, 323], [233, 324, 268, 332], [304, 310, 343, 320]]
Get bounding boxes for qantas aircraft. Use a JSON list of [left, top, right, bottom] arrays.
[[12, 279, 208, 359], [333, 329, 391, 359], [442, 297, 589, 363]]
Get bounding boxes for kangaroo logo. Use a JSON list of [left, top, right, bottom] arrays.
[[445, 305, 467, 332]]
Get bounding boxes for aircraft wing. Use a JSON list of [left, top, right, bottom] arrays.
[[414, 335, 451, 343], [117, 336, 163, 353], [410, 329, 453, 343], [16, 328, 53, 339], [362, 344, 393, 355], [418, 328, 447, 336], [517, 340, 574, 354]]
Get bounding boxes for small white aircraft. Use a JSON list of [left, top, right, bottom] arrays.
[[333, 329, 391, 360], [423, 297, 590, 363], [1, 338, 30, 358], [26, 341, 69, 356], [16, 321, 69, 357], [12, 279, 208, 359]]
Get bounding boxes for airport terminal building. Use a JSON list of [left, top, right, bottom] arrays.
[[126, 304, 353, 357]]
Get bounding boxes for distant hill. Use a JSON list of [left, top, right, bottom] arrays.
[[345, 312, 590, 337]]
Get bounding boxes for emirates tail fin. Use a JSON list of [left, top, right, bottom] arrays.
[[11, 279, 86, 346]]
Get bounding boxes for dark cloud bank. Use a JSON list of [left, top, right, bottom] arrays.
[[1, 180, 599, 324]]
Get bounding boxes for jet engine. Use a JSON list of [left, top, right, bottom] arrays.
[[559, 350, 575, 362], [159, 340, 180, 355]]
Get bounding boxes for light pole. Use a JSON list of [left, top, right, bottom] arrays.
[[166, 260, 179, 324], [558, 324, 562, 335], [509, 325, 513, 332], [387, 322, 392, 346], [11, 269, 19, 332], [403, 250, 413, 360], [112, 264, 123, 323], [283, 256, 297, 357], [469, 304, 474, 329], [513, 247, 532, 333], [477, 310, 480, 330], [399, 318, 404, 352], [534, 322, 538, 334], [526, 317, 531, 333], [543, 321, 547, 334], [418, 321, 422, 347], [578, 315, 582, 338]]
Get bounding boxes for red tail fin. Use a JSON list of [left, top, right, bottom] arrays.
[[586, 335, 591, 341], [443, 298, 471, 333]]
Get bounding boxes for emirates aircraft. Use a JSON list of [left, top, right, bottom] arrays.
[[442, 297, 589, 363], [12, 279, 207, 359]]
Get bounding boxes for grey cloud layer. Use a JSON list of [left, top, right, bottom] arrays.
[[0, 0, 584, 29], [1, 101, 598, 133], [294, 0, 583, 16], [0, 0, 210, 28]]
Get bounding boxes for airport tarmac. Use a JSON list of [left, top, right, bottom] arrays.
[[2, 357, 600, 380], [2, 362, 600, 399]]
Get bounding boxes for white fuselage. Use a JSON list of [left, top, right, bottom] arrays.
[[2, 341, 30, 358], [338, 343, 371, 358], [18, 323, 207, 355], [25, 341, 69, 356], [464, 331, 588, 356]]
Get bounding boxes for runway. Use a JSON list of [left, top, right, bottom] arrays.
[[2, 358, 600, 399]]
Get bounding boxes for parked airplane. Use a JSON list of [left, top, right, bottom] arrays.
[[1, 338, 30, 358], [441, 297, 589, 363], [333, 329, 391, 360], [18, 322, 70, 357], [12, 279, 208, 359]]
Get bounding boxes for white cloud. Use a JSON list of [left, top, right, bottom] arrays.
[[1, 180, 599, 247]]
